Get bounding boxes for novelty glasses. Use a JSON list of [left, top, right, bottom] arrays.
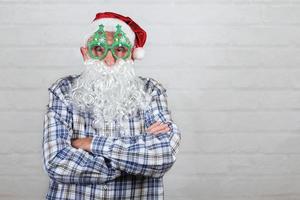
[[87, 24, 133, 60]]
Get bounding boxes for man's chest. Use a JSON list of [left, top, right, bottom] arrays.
[[71, 110, 150, 138]]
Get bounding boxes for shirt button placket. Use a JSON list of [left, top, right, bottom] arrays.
[[102, 184, 108, 199], [103, 184, 108, 190]]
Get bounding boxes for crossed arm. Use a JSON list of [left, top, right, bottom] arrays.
[[42, 88, 181, 184], [71, 121, 170, 152]]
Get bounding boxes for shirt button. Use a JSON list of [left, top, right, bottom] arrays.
[[103, 184, 108, 190]]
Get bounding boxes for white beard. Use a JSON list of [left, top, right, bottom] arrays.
[[68, 59, 152, 130]]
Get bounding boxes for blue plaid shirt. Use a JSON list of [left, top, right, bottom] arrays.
[[42, 75, 181, 199]]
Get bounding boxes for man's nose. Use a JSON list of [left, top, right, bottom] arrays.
[[103, 50, 115, 67]]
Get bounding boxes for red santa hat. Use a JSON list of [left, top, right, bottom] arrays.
[[85, 12, 147, 60]]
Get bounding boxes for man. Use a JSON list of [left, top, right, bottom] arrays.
[[42, 12, 181, 199]]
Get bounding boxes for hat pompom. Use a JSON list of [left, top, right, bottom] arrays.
[[133, 47, 145, 60]]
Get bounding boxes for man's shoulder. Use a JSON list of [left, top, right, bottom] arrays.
[[47, 74, 79, 103], [49, 74, 79, 91], [138, 76, 167, 96]]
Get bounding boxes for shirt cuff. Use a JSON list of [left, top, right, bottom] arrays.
[[90, 135, 113, 156]]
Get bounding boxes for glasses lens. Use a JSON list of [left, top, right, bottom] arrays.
[[113, 46, 129, 59], [90, 45, 106, 59]]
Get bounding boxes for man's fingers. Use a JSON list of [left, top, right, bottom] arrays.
[[71, 139, 80, 148], [151, 123, 168, 132], [147, 121, 160, 132], [153, 126, 170, 133], [148, 122, 164, 132], [71, 138, 92, 151], [146, 121, 170, 135], [152, 127, 170, 135], [146, 121, 171, 135]]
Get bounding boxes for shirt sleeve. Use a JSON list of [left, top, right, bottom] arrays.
[[42, 88, 122, 184], [90, 88, 181, 178]]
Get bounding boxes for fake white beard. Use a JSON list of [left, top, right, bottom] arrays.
[[68, 59, 152, 129]]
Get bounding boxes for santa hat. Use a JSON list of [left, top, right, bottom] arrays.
[[85, 12, 147, 60]]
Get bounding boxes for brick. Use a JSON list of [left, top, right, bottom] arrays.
[[175, 110, 300, 132], [2, 24, 300, 46], [0, 4, 263, 25], [0, 154, 44, 176], [0, 176, 48, 199], [181, 132, 300, 154], [164, 175, 300, 197]]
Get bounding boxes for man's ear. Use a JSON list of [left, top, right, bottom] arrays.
[[130, 48, 135, 61], [80, 47, 89, 62]]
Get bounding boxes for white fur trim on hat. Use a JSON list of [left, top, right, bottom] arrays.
[[133, 47, 145, 60], [84, 18, 135, 46]]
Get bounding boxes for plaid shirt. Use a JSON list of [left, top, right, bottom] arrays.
[[42, 75, 181, 200]]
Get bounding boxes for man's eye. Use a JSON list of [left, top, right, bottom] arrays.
[[116, 47, 126, 52], [95, 46, 105, 52]]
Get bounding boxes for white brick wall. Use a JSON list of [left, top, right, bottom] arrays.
[[1, 1, 300, 199]]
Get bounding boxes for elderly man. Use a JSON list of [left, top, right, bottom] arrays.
[[42, 12, 181, 199]]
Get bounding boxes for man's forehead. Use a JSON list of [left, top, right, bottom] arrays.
[[105, 31, 115, 38]]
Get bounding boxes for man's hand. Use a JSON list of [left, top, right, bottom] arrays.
[[71, 137, 93, 152], [146, 121, 170, 135]]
